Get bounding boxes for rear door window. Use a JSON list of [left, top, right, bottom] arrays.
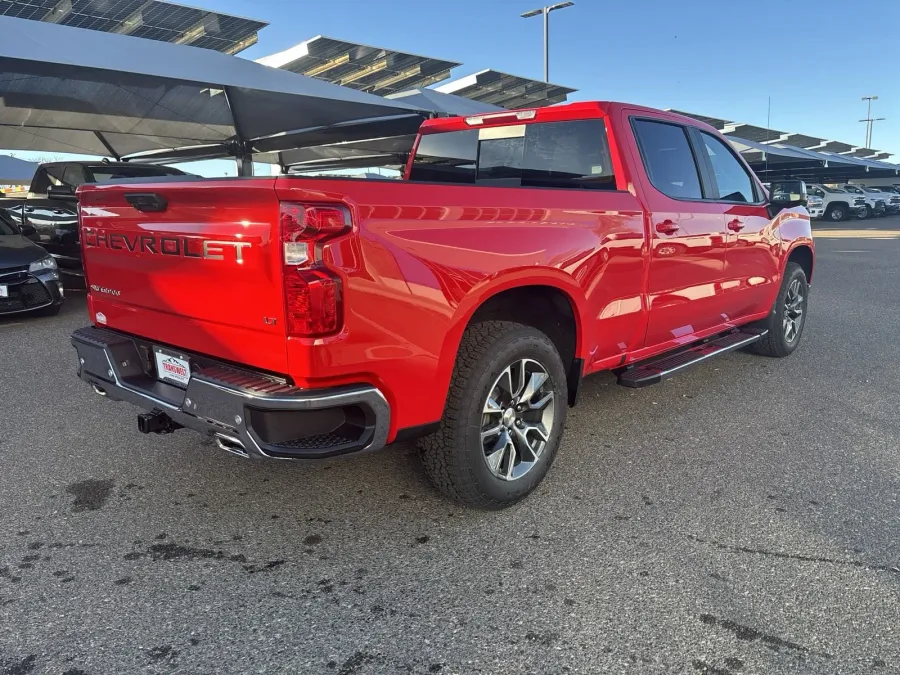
[[410, 119, 616, 190], [632, 119, 703, 200]]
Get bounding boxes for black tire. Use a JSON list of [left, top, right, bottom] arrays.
[[751, 262, 808, 358], [825, 204, 847, 222], [418, 321, 568, 509], [863, 205, 874, 220]]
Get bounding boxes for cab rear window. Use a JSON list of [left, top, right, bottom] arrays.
[[409, 119, 616, 190]]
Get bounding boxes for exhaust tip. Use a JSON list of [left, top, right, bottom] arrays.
[[91, 384, 108, 397], [214, 434, 248, 458]]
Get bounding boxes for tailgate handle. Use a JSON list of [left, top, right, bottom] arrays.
[[125, 192, 168, 213]]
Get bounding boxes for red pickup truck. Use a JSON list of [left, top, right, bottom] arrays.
[[71, 102, 814, 508]]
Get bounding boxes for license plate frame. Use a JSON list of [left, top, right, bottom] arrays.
[[0, 285, 7, 298], [153, 346, 191, 388]]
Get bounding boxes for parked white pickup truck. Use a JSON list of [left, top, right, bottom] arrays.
[[805, 193, 825, 219], [840, 184, 886, 219], [807, 184, 866, 221], [863, 186, 900, 214]]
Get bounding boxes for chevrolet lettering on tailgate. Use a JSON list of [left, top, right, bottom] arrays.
[[82, 229, 250, 262]]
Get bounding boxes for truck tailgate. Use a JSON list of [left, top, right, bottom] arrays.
[[78, 179, 288, 374]]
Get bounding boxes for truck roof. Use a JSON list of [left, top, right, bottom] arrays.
[[418, 101, 722, 135]]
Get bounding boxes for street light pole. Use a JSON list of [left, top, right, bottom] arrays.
[[859, 95, 885, 148], [543, 9, 549, 82], [521, 2, 574, 83]]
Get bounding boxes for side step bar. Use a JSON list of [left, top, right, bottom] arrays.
[[616, 328, 767, 388]]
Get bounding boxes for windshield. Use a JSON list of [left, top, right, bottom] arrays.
[[0, 210, 21, 236], [819, 185, 845, 193], [843, 186, 863, 193]]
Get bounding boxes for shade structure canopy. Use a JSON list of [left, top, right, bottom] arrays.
[[0, 15, 428, 159], [0, 154, 38, 184], [728, 136, 825, 164], [258, 134, 420, 172], [727, 136, 900, 183], [249, 89, 504, 171], [385, 88, 504, 116]]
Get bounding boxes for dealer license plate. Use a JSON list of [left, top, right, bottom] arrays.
[[153, 347, 191, 388], [0, 285, 7, 298]]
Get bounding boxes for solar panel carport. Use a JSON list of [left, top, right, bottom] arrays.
[[435, 70, 576, 109], [0, 16, 428, 173], [257, 36, 461, 96], [672, 108, 894, 161], [2, 0, 267, 54], [727, 136, 900, 183]]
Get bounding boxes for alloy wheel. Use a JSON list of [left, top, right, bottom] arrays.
[[480, 358, 556, 481], [783, 278, 804, 343]]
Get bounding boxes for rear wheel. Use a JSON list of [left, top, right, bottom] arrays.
[[418, 321, 568, 509], [825, 204, 847, 222], [751, 262, 808, 358]]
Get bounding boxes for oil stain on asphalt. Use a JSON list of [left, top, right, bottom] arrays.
[[66, 479, 115, 512]]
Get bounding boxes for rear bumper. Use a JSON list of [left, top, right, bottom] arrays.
[[71, 326, 390, 460]]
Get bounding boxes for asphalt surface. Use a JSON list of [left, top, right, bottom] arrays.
[[1, 219, 898, 675]]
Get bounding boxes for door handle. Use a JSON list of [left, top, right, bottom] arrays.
[[655, 219, 679, 235], [727, 218, 745, 232]]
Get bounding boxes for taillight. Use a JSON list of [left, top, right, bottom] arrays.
[[280, 202, 350, 337]]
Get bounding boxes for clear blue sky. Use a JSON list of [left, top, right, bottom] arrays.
[[200, 0, 899, 155]]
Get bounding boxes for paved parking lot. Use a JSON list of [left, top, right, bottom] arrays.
[[1, 220, 898, 675]]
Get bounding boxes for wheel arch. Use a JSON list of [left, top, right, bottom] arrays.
[[786, 243, 814, 283], [438, 272, 588, 409]]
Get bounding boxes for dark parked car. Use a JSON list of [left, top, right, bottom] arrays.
[[0, 210, 64, 317], [0, 161, 187, 286]]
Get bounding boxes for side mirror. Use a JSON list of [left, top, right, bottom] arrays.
[[769, 180, 807, 206], [768, 180, 807, 216], [47, 184, 77, 201], [19, 223, 37, 237]]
